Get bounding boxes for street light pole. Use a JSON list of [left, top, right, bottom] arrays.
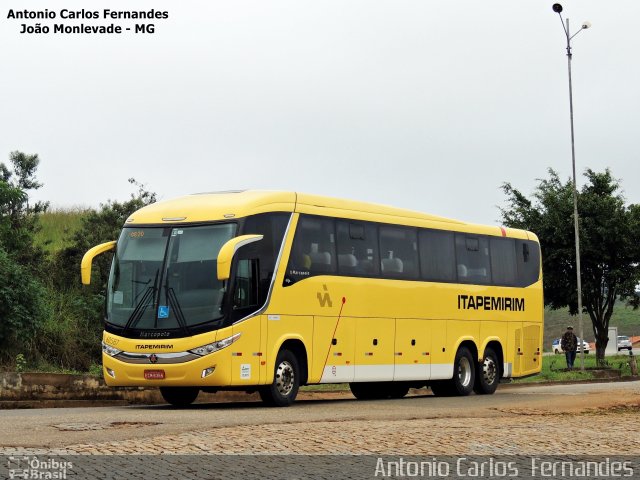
[[552, 4, 590, 371]]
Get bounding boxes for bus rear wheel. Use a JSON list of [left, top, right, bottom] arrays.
[[473, 347, 500, 395], [451, 346, 476, 396], [160, 387, 199, 407], [431, 346, 476, 397], [259, 349, 300, 407]]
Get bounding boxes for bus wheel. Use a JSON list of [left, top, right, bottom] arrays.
[[259, 349, 299, 407], [350, 382, 383, 400], [473, 347, 499, 395], [159, 387, 199, 407], [388, 383, 410, 399], [451, 346, 475, 396], [429, 381, 453, 397], [350, 382, 373, 400]]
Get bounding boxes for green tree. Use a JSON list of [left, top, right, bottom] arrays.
[[501, 169, 640, 363], [0, 151, 52, 363], [0, 247, 51, 362], [0, 151, 49, 271]]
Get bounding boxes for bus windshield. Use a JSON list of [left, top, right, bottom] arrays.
[[107, 224, 236, 333]]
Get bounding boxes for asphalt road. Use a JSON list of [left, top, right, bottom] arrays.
[[1, 380, 639, 454]]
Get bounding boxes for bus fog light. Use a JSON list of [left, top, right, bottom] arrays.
[[202, 366, 216, 378], [106, 367, 116, 378]]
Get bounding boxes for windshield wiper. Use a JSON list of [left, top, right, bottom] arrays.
[[121, 270, 159, 335], [163, 269, 190, 336]]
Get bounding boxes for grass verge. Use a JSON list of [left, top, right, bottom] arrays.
[[514, 353, 636, 383]]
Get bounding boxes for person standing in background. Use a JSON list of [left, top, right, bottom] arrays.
[[561, 325, 578, 369]]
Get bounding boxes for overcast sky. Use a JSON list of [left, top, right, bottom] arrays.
[[1, 0, 639, 225]]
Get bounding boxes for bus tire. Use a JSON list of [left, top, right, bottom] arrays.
[[429, 381, 453, 397], [388, 383, 410, 399], [259, 349, 299, 407], [159, 387, 199, 407], [450, 346, 476, 396], [473, 347, 500, 395], [350, 382, 378, 400]]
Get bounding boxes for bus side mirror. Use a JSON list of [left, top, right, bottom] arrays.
[[81, 241, 117, 285], [217, 234, 263, 281]]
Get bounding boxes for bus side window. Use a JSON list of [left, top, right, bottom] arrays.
[[379, 225, 418, 279], [455, 234, 491, 285], [418, 229, 455, 282], [490, 237, 517, 286], [307, 242, 332, 270], [336, 220, 379, 276], [233, 259, 259, 309], [516, 240, 540, 287], [284, 215, 336, 285]]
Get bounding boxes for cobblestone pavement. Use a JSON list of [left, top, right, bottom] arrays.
[[6, 411, 637, 456], [2, 382, 640, 457]]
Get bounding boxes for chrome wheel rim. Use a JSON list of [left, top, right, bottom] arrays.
[[275, 360, 295, 396], [458, 357, 472, 387], [482, 356, 497, 385]]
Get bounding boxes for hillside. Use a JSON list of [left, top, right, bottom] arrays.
[[35, 208, 87, 252]]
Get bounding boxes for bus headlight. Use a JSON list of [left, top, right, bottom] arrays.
[[189, 333, 241, 356], [102, 341, 122, 357]]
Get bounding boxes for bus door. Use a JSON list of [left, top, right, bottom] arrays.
[[230, 258, 263, 385], [429, 320, 449, 380], [394, 319, 430, 381], [508, 321, 524, 377], [354, 317, 395, 382], [231, 315, 262, 385], [314, 315, 355, 383], [522, 322, 542, 375]]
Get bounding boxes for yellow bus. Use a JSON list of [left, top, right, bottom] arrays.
[[82, 190, 543, 407]]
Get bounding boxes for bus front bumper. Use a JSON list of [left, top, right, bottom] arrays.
[[102, 351, 233, 387]]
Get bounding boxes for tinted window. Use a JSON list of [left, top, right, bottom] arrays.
[[516, 239, 540, 287], [336, 220, 380, 276], [284, 215, 336, 285], [490, 237, 517, 286], [235, 212, 289, 318], [233, 259, 259, 310], [455, 234, 491, 284], [419, 230, 456, 282], [379, 226, 419, 279]]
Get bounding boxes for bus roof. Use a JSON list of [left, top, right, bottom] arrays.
[[126, 190, 534, 240]]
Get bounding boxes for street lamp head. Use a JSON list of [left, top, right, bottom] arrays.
[[552, 3, 563, 13], [581, 21, 592, 29]]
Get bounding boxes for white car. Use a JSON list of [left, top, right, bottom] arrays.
[[552, 337, 590, 354], [617, 336, 633, 351]]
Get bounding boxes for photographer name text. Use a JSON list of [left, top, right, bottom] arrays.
[[6, 9, 169, 35], [375, 457, 635, 478]]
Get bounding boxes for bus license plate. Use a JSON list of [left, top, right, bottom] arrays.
[[144, 370, 165, 380]]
